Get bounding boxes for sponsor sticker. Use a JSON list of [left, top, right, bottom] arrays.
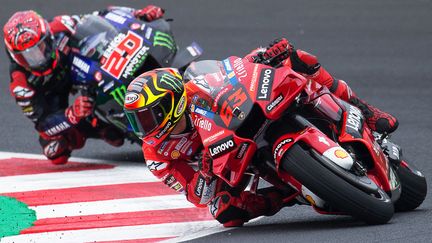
[[175, 96, 186, 117], [249, 64, 260, 92], [345, 105, 364, 138], [273, 138, 293, 160], [94, 71, 103, 82], [194, 117, 212, 132], [208, 135, 236, 158], [194, 176, 205, 197], [256, 68, 274, 100], [105, 12, 126, 24], [202, 130, 225, 144], [334, 149, 349, 159], [223, 59, 232, 71], [318, 136, 330, 146], [124, 92, 139, 105], [233, 58, 247, 81], [266, 94, 284, 112], [171, 150, 181, 159], [235, 143, 249, 159], [153, 31, 175, 50], [155, 121, 172, 139], [72, 56, 90, 73], [130, 23, 141, 30]]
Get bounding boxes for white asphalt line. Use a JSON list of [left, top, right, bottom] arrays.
[[0, 166, 157, 193], [31, 195, 194, 219], [0, 220, 224, 243]]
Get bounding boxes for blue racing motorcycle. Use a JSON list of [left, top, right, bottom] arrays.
[[68, 11, 203, 144]]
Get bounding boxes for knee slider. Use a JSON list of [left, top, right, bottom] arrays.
[[40, 136, 70, 160]]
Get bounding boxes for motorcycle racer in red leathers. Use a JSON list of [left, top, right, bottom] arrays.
[[123, 38, 398, 227], [3, 5, 165, 164]]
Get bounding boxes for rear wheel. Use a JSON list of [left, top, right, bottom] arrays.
[[394, 163, 427, 211], [282, 144, 394, 224]]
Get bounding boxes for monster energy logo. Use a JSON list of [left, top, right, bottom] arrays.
[[160, 74, 182, 92], [110, 84, 127, 106], [153, 31, 175, 50]]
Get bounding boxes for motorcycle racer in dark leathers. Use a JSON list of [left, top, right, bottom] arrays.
[[4, 5, 165, 164], [123, 37, 398, 227]]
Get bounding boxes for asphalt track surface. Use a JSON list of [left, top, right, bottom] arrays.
[[1, 0, 431, 242]]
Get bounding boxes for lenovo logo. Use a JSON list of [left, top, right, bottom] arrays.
[[208, 136, 236, 158], [257, 68, 274, 100]]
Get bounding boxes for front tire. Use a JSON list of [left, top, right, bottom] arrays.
[[282, 144, 394, 224], [394, 163, 427, 211]]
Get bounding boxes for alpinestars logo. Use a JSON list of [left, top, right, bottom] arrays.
[[13, 86, 35, 98], [146, 160, 168, 172], [209, 196, 221, 217], [257, 68, 274, 100], [44, 140, 60, 158], [153, 31, 175, 50], [208, 135, 236, 158]]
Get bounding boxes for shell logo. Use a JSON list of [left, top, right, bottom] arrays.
[[171, 150, 180, 159], [305, 195, 316, 206], [334, 149, 349, 159]]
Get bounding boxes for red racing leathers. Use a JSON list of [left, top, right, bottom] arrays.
[[141, 42, 392, 227]]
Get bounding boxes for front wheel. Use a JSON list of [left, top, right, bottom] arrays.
[[394, 162, 427, 211], [282, 144, 394, 224]]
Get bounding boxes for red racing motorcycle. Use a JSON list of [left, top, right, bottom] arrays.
[[184, 56, 427, 224]]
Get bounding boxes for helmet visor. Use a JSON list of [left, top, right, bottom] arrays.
[[125, 95, 172, 139], [11, 32, 55, 70]]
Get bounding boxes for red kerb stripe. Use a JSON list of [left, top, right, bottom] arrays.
[[21, 207, 214, 234], [3, 182, 176, 206], [0, 157, 114, 176]]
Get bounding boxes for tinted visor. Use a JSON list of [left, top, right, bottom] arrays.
[[11, 32, 55, 70], [125, 95, 172, 139]]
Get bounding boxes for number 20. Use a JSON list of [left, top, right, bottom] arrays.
[[102, 31, 143, 79]]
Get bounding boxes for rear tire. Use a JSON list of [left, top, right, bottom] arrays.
[[282, 144, 394, 224], [394, 164, 427, 212]]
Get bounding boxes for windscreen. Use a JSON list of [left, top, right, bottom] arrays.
[[184, 60, 230, 96], [74, 15, 119, 59]]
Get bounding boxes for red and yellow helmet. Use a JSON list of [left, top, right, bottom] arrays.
[[3, 10, 58, 75], [124, 68, 187, 142]]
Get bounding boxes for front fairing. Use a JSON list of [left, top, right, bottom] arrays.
[[185, 57, 307, 186]]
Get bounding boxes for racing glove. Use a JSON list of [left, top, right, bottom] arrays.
[[134, 5, 165, 22], [49, 15, 77, 35], [262, 38, 293, 67], [65, 96, 94, 125]]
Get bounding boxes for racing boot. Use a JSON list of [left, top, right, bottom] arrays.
[[210, 188, 284, 227], [349, 96, 399, 134], [331, 79, 398, 134]]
